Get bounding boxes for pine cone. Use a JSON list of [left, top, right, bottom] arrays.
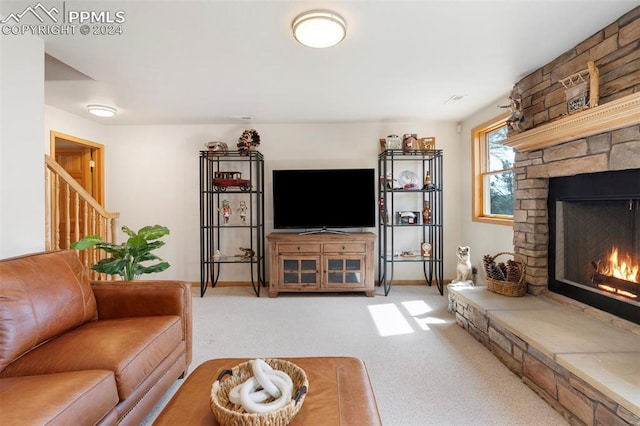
[[498, 262, 507, 278], [506, 259, 521, 283], [489, 263, 506, 281], [483, 254, 506, 281], [483, 254, 494, 277]]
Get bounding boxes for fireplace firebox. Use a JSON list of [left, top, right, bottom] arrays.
[[548, 169, 640, 325]]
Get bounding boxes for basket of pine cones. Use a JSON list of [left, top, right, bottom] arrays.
[[482, 252, 527, 297]]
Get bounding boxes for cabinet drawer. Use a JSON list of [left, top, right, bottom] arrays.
[[277, 243, 321, 254], [323, 243, 366, 253]]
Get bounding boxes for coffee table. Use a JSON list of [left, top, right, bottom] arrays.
[[153, 356, 382, 425]]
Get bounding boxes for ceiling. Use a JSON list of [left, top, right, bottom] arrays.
[[8, 1, 638, 125]]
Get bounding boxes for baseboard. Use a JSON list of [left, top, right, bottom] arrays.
[[379, 279, 453, 285], [191, 279, 454, 287], [189, 281, 254, 287]]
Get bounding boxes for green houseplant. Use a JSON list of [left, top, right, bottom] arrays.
[[71, 224, 170, 280]]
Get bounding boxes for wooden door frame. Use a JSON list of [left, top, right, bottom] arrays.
[[50, 131, 105, 206]]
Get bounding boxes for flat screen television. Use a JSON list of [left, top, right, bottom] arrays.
[[272, 168, 376, 232]]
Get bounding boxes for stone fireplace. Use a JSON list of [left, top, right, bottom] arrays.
[[500, 5, 640, 323], [451, 9, 640, 425], [453, 115, 640, 422], [507, 118, 640, 321]]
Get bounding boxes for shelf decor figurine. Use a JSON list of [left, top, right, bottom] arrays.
[[499, 86, 525, 133], [421, 242, 432, 257], [422, 200, 432, 224], [402, 133, 418, 152], [385, 134, 402, 150], [395, 211, 419, 225], [237, 129, 261, 154], [418, 137, 436, 152], [221, 199, 231, 223], [397, 170, 419, 189], [384, 172, 396, 189], [423, 171, 431, 190], [205, 141, 228, 154], [379, 196, 389, 224], [422, 170, 439, 190], [212, 171, 252, 192], [237, 247, 255, 258], [238, 200, 248, 223]]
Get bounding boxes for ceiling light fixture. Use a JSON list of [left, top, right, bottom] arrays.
[[292, 10, 346, 48], [87, 104, 117, 118]]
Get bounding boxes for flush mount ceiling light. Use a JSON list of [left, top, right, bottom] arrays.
[[87, 104, 117, 118], [292, 10, 346, 48]]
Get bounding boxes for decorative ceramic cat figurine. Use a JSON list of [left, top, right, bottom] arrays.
[[447, 246, 474, 313], [454, 246, 472, 283]]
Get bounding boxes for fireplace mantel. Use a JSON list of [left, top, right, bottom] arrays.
[[503, 92, 640, 152]]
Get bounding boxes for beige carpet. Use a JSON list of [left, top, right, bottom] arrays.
[[143, 285, 567, 425]]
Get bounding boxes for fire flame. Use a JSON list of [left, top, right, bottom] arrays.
[[596, 284, 637, 299], [599, 247, 639, 284]]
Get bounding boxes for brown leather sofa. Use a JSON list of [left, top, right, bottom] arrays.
[[0, 249, 192, 425]]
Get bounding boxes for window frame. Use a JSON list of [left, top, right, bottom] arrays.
[[472, 113, 514, 226]]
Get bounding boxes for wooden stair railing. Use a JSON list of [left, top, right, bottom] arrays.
[[45, 155, 120, 280]]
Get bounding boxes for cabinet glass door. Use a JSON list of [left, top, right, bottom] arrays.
[[325, 256, 365, 287], [281, 257, 320, 289]]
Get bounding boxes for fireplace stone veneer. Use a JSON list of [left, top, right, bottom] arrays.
[[505, 5, 640, 300], [512, 124, 640, 297], [455, 8, 640, 424]]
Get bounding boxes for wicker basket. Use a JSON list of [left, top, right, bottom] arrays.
[[210, 358, 308, 426], [485, 252, 527, 297]]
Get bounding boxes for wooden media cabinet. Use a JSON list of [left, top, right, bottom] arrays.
[[267, 232, 376, 297]]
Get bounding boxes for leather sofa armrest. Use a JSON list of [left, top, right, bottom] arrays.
[[91, 280, 192, 366]]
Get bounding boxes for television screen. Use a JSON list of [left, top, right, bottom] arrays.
[[272, 168, 376, 230]]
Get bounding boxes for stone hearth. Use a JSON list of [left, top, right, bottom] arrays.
[[449, 285, 640, 426]]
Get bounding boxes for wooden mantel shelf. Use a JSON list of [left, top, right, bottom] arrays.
[[503, 92, 640, 152]]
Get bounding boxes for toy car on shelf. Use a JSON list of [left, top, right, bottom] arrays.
[[212, 171, 252, 191]]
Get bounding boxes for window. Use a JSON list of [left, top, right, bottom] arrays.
[[472, 114, 514, 225]]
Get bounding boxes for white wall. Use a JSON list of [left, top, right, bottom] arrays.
[[44, 105, 109, 154], [0, 36, 45, 258], [104, 121, 462, 282], [459, 99, 514, 284]]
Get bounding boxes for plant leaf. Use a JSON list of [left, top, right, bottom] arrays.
[[91, 258, 128, 276], [138, 225, 170, 241], [127, 235, 147, 249], [70, 235, 103, 250], [136, 252, 161, 263], [135, 262, 170, 276], [121, 225, 136, 238], [140, 240, 165, 251], [95, 243, 127, 257]]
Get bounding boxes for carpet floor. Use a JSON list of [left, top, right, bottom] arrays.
[[143, 284, 567, 425]]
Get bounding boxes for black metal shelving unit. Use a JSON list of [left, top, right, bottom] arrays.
[[377, 149, 444, 296], [199, 150, 265, 297]]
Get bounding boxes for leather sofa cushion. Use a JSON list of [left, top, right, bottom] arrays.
[[0, 315, 182, 400], [0, 370, 118, 426], [0, 250, 97, 371]]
